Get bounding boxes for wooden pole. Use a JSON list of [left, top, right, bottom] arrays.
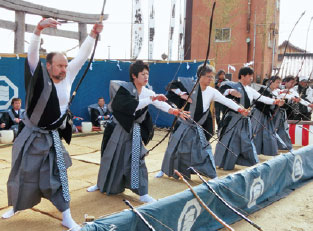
[[14, 11, 25, 54]]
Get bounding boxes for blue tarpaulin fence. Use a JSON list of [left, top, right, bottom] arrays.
[[81, 145, 313, 231], [0, 56, 206, 127]]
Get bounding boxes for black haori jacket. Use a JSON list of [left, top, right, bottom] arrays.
[[24, 59, 72, 144]]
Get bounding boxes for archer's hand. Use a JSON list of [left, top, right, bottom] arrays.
[[238, 108, 250, 117], [230, 90, 242, 98], [308, 104, 313, 109], [274, 99, 284, 106], [36, 18, 60, 31], [168, 108, 190, 120], [151, 94, 168, 102], [90, 23, 103, 38], [0, 123, 5, 128], [180, 94, 192, 103]]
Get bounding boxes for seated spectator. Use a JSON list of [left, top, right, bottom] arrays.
[[88, 97, 110, 127], [0, 98, 25, 136]]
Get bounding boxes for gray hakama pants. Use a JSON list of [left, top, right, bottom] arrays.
[[7, 125, 72, 212], [251, 109, 279, 156], [273, 108, 293, 150], [97, 122, 148, 196], [214, 113, 259, 170], [161, 121, 216, 179]]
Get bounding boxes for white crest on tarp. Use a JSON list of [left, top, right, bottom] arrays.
[[248, 176, 264, 209], [0, 76, 18, 110], [168, 0, 176, 61], [148, 0, 155, 60], [292, 155, 303, 182], [177, 198, 202, 231], [131, 0, 144, 59]]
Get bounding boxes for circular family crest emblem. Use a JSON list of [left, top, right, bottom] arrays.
[[177, 198, 202, 231], [292, 155, 303, 182], [248, 176, 264, 209]]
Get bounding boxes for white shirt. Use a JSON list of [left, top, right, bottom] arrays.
[[136, 87, 171, 113], [273, 88, 312, 110], [225, 85, 275, 105], [28, 33, 95, 115], [202, 86, 240, 112]]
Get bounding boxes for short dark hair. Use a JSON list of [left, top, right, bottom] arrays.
[[11, 98, 21, 105], [238, 66, 254, 79], [197, 63, 215, 77], [98, 97, 104, 101], [284, 75, 295, 83], [215, 69, 226, 78], [46, 52, 67, 64], [267, 76, 281, 86], [129, 60, 149, 82]]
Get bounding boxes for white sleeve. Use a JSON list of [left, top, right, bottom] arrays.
[[213, 88, 240, 111], [27, 33, 41, 75], [67, 35, 95, 84], [136, 97, 153, 111], [136, 89, 172, 112], [300, 99, 311, 107], [223, 89, 234, 96], [151, 100, 171, 113], [136, 95, 171, 113], [252, 88, 275, 105]]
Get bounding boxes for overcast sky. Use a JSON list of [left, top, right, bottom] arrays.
[[0, 0, 312, 59]]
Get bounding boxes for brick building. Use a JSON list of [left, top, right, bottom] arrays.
[[184, 0, 280, 82]]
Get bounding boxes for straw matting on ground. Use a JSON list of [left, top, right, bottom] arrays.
[[0, 129, 312, 231]]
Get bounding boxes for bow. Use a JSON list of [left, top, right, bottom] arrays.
[[175, 169, 234, 231], [123, 199, 156, 231], [148, 1, 216, 153], [68, 0, 107, 107], [189, 167, 263, 231]]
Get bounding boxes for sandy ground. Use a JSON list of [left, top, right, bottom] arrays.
[[0, 129, 312, 231]]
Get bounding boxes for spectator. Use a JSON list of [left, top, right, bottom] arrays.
[[88, 97, 110, 127], [0, 98, 25, 137]]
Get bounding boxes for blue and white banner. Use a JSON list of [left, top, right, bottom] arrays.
[[168, 0, 176, 61], [131, 0, 144, 59], [148, 0, 155, 60], [81, 145, 313, 231]]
